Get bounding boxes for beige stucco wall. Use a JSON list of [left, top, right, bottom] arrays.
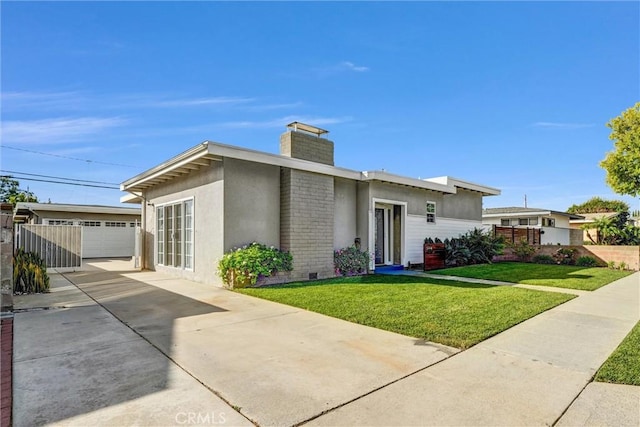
[[334, 178, 357, 250], [223, 158, 280, 251], [144, 162, 224, 285]]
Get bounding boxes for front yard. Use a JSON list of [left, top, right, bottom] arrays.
[[595, 320, 640, 386], [428, 262, 632, 291], [237, 274, 574, 349]]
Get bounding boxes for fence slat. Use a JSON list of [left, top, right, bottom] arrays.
[[16, 225, 82, 269]]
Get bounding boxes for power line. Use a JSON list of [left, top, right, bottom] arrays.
[[1, 170, 119, 185], [1, 175, 120, 190], [1, 145, 138, 168]]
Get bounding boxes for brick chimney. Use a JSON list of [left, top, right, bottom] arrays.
[[280, 122, 334, 166]]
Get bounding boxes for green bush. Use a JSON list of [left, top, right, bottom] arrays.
[[218, 243, 293, 288], [607, 260, 617, 269], [442, 228, 504, 267], [13, 248, 50, 294], [554, 248, 577, 265], [334, 246, 370, 276], [509, 239, 536, 262], [619, 261, 628, 271], [576, 256, 598, 267], [532, 254, 555, 264]]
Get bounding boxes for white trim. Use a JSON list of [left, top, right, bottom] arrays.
[[155, 197, 195, 271], [426, 201, 436, 224], [371, 198, 408, 269]]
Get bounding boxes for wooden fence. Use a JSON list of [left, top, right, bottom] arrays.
[[492, 225, 541, 244]]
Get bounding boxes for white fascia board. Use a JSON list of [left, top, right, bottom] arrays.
[[483, 211, 551, 218], [424, 176, 501, 196], [20, 202, 140, 215], [120, 193, 142, 204], [204, 142, 362, 180], [121, 143, 212, 191], [362, 171, 455, 193]]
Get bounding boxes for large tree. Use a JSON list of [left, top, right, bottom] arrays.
[[600, 102, 640, 197], [0, 177, 38, 205], [567, 197, 629, 214]]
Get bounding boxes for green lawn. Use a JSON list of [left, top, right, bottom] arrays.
[[429, 262, 632, 291], [237, 274, 575, 349], [595, 321, 640, 386]]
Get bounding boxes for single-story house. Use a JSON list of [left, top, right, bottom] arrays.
[[569, 212, 631, 244], [14, 202, 141, 258], [121, 122, 500, 286], [482, 207, 584, 245]]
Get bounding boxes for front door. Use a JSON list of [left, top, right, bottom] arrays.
[[375, 206, 393, 265]]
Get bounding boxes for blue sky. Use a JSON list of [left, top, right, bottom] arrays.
[[2, 2, 639, 212]]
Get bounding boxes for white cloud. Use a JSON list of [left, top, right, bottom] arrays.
[[1, 117, 127, 144], [1, 91, 87, 110], [141, 96, 255, 108], [341, 61, 370, 72], [310, 61, 370, 78], [220, 115, 353, 129], [532, 122, 595, 129]]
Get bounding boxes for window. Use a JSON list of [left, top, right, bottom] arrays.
[[542, 217, 555, 227], [528, 217, 538, 225], [156, 199, 194, 270], [518, 218, 529, 226], [501, 219, 510, 226], [105, 221, 127, 227], [426, 201, 436, 223], [47, 219, 73, 225], [80, 221, 101, 227]]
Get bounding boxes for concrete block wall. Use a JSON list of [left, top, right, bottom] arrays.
[[1, 314, 12, 427], [281, 168, 335, 281], [1, 204, 13, 312], [496, 245, 640, 270], [280, 131, 334, 166]]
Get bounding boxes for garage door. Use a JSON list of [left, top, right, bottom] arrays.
[[82, 222, 136, 258]]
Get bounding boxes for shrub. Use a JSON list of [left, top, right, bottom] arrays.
[[554, 248, 577, 265], [218, 243, 293, 288], [13, 248, 50, 294], [607, 260, 617, 269], [576, 256, 598, 267], [334, 246, 370, 276], [532, 254, 555, 264], [509, 239, 536, 262], [442, 228, 504, 267], [618, 261, 628, 271]]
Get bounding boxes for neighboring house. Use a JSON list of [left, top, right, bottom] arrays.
[[570, 212, 631, 244], [120, 122, 500, 286], [14, 202, 141, 258], [483, 207, 584, 245]]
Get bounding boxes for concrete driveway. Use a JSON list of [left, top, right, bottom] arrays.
[[14, 259, 456, 426], [13, 259, 639, 426]]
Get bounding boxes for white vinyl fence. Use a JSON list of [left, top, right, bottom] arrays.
[[15, 224, 82, 270]]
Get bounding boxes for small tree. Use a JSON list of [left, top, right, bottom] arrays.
[[600, 103, 640, 197], [567, 197, 629, 214], [0, 177, 38, 206]]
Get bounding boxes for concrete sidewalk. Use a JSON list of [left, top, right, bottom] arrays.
[[309, 272, 640, 426], [13, 261, 639, 426]]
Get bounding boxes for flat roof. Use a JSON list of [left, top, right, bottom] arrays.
[[16, 202, 141, 216], [121, 140, 501, 201], [483, 207, 583, 220]]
